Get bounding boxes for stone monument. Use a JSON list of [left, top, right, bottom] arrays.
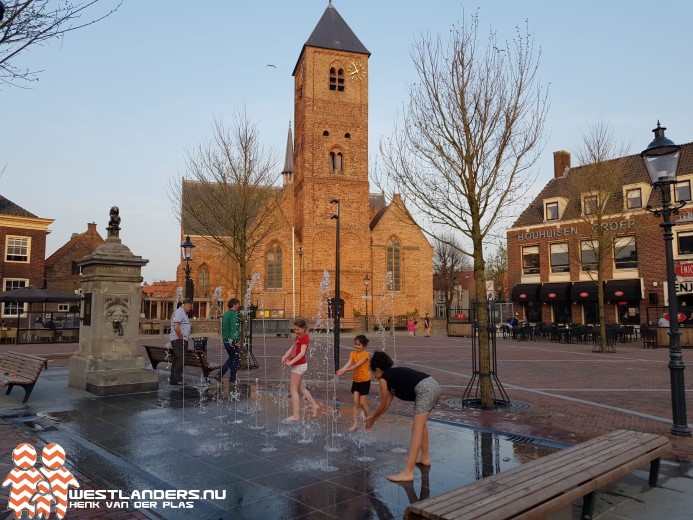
[[68, 207, 159, 395]]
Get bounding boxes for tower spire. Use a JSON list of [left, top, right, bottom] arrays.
[[281, 121, 294, 185]]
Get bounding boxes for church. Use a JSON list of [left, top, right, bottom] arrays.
[[178, 3, 433, 324]]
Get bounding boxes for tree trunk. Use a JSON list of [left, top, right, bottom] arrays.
[[473, 233, 493, 409]]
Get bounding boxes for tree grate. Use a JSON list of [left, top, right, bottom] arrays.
[[445, 398, 532, 411]]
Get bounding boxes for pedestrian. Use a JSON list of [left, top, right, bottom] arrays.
[[281, 318, 320, 421], [336, 334, 372, 431], [423, 313, 431, 337], [169, 298, 193, 385], [216, 298, 241, 386], [365, 350, 441, 482], [407, 318, 416, 337]]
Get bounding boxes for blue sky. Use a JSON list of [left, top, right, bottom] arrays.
[[2, 0, 692, 283]]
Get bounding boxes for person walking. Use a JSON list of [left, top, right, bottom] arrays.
[[169, 298, 193, 385], [336, 335, 372, 431], [423, 314, 431, 337], [216, 298, 241, 386], [365, 350, 441, 483], [281, 318, 320, 421]]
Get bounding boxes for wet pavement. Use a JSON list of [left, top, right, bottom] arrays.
[[2, 332, 693, 519]]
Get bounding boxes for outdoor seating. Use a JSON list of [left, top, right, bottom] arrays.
[[0, 328, 17, 344], [622, 325, 636, 342], [404, 429, 670, 520], [0, 351, 46, 403], [641, 326, 659, 349], [144, 344, 220, 380]]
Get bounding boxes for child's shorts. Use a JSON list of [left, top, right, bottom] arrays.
[[413, 377, 441, 414], [351, 380, 371, 395], [290, 363, 308, 375]]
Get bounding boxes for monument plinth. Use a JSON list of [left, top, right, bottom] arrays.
[[68, 207, 159, 395]]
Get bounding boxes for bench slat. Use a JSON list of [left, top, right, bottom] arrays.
[[0, 352, 46, 403], [408, 430, 670, 520], [410, 430, 636, 516], [421, 436, 666, 519]]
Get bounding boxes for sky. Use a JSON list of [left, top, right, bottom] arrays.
[[2, 0, 693, 283]]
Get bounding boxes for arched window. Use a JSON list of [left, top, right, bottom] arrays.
[[386, 238, 401, 291], [267, 244, 283, 289], [198, 265, 210, 298], [329, 152, 343, 174], [329, 67, 345, 92]]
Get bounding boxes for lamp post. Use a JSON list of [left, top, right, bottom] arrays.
[[330, 198, 340, 372], [364, 274, 370, 333], [180, 235, 195, 301], [642, 122, 691, 437]]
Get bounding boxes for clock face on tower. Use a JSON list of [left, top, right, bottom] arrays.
[[347, 60, 366, 80]]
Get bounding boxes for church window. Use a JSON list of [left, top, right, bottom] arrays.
[[387, 238, 401, 291], [329, 67, 345, 92], [267, 244, 283, 289], [344, 133, 350, 139], [323, 131, 330, 136], [329, 152, 343, 174], [198, 265, 210, 298]]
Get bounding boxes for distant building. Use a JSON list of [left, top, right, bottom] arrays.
[[45, 222, 104, 311], [507, 143, 693, 325], [141, 280, 178, 321], [0, 195, 53, 319]]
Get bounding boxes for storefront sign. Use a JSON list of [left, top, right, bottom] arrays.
[[579, 292, 589, 298], [614, 291, 624, 297], [664, 312, 687, 323], [516, 220, 635, 242], [675, 282, 693, 295], [675, 263, 693, 277], [548, 292, 556, 298], [519, 293, 527, 299]]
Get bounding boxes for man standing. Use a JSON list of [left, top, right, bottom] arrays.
[[423, 313, 431, 337], [217, 298, 241, 385], [170, 298, 193, 385]]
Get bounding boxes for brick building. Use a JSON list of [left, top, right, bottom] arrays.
[[0, 195, 53, 319], [45, 222, 104, 295], [507, 141, 693, 326], [177, 3, 433, 321]]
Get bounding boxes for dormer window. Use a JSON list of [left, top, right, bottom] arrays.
[[583, 194, 599, 216], [625, 188, 642, 209], [545, 202, 559, 221]]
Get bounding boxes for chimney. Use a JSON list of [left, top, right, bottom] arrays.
[[553, 150, 571, 178], [87, 222, 97, 233]]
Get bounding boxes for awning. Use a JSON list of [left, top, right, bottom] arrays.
[[539, 282, 572, 303], [604, 279, 642, 302], [571, 281, 601, 302], [511, 284, 541, 303]]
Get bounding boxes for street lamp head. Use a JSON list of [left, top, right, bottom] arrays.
[[364, 274, 370, 287], [641, 122, 680, 186], [329, 198, 340, 204], [180, 235, 195, 261]]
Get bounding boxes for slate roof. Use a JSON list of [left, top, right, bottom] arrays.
[[294, 2, 370, 75], [511, 142, 693, 229], [0, 195, 37, 218]]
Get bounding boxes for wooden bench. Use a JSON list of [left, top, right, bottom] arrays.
[[404, 429, 670, 520], [0, 351, 46, 403], [143, 345, 220, 380], [39, 352, 77, 368]]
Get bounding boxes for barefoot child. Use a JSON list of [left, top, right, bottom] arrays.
[[281, 318, 320, 421], [336, 335, 372, 431], [365, 350, 441, 482]]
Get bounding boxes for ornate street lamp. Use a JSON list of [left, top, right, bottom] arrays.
[[330, 198, 341, 372], [180, 235, 195, 301], [642, 122, 691, 437], [364, 274, 370, 333]]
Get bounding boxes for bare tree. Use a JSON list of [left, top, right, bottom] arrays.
[[0, 0, 121, 87], [567, 120, 640, 352], [485, 244, 507, 301], [168, 111, 284, 297], [434, 235, 470, 312], [379, 11, 548, 408]]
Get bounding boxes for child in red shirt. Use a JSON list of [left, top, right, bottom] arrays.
[[281, 318, 320, 421]]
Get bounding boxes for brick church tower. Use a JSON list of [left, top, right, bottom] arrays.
[[292, 3, 372, 315]]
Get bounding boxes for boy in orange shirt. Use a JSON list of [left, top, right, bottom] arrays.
[[336, 335, 372, 431]]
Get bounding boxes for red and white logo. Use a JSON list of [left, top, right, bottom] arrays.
[[2, 443, 79, 519]]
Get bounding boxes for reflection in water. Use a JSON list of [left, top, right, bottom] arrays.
[[475, 431, 501, 479]]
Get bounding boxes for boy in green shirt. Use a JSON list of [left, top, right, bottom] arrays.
[[217, 298, 241, 384]]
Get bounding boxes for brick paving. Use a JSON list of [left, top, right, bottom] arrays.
[[2, 332, 692, 519]]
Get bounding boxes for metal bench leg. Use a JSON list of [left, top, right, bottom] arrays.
[[6, 384, 13, 395], [649, 457, 661, 486], [581, 491, 595, 520], [21, 383, 35, 404]]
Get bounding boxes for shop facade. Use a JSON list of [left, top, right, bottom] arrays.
[[507, 145, 693, 326]]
